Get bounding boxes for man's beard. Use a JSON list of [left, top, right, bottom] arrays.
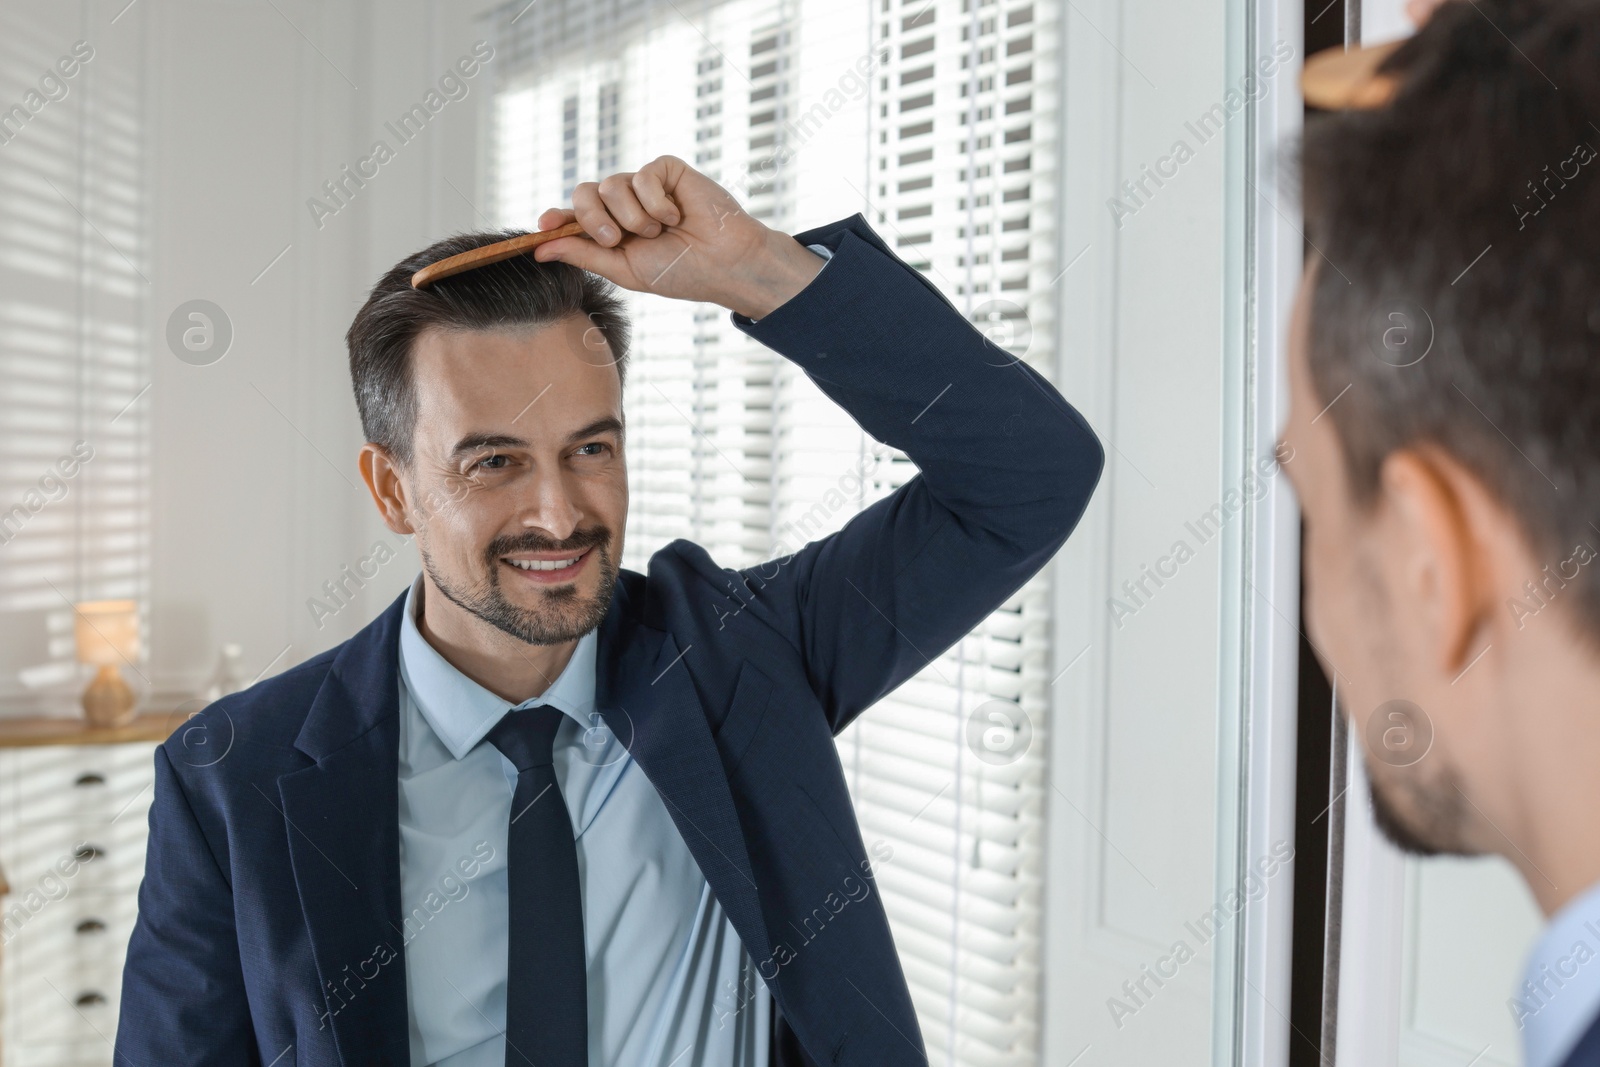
[[1366, 763, 1474, 858], [1345, 559, 1476, 858], [421, 525, 619, 646]]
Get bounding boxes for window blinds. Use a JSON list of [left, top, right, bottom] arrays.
[[0, 14, 150, 706], [488, 0, 1060, 1059], [492, 0, 783, 572], [841, 3, 1055, 1062]]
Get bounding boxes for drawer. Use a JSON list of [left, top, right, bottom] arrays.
[[5, 888, 138, 977], [0, 815, 149, 897], [0, 743, 158, 1064], [3, 902, 127, 1049], [4, 960, 124, 1049], [0, 745, 156, 831]]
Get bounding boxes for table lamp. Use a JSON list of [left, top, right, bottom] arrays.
[[74, 599, 140, 727]]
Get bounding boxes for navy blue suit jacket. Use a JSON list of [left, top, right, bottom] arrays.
[[115, 213, 1104, 1065], [1564, 1011, 1600, 1066]]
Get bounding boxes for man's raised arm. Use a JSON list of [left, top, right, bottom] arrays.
[[530, 157, 1104, 734], [715, 213, 1103, 732]]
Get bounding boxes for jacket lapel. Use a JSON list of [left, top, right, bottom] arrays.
[[593, 575, 773, 968], [278, 591, 411, 1066]]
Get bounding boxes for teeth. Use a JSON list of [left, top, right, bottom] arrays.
[[508, 555, 581, 571]]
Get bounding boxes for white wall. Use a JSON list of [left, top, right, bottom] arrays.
[[0, 0, 510, 710], [140, 0, 499, 698], [1361, 0, 1415, 43]]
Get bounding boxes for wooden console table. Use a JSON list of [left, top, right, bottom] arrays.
[[0, 713, 178, 750]]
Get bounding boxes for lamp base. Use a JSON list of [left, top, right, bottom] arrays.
[[82, 664, 136, 728]]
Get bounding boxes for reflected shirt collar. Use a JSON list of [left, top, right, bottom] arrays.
[[397, 570, 598, 760]]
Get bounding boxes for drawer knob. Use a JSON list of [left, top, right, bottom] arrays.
[[76, 918, 107, 935], [74, 772, 107, 787], [74, 991, 107, 1008], [73, 844, 104, 862]]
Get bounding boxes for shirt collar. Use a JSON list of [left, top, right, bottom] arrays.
[[397, 570, 598, 761], [1518, 875, 1600, 1067]]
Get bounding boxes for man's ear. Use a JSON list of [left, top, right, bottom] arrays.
[[1377, 447, 1501, 673], [359, 443, 417, 537]]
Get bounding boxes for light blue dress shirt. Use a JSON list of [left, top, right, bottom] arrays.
[[1517, 876, 1600, 1067], [395, 571, 771, 1066]]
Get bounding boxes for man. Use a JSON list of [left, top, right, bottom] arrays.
[[1282, 2, 1600, 1065], [116, 156, 1103, 1065]]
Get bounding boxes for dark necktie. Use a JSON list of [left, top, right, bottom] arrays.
[[485, 705, 588, 1066]]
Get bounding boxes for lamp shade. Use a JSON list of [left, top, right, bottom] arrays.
[[74, 599, 140, 667]]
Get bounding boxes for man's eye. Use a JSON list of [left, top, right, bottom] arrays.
[[576, 443, 609, 457], [473, 454, 509, 471]]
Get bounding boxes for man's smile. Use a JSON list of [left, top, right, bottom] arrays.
[[500, 547, 592, 585]]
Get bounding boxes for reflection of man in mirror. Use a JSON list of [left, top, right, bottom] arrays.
[[117, 155, 1104, 1065], [1281, 2, 1600, 1065]]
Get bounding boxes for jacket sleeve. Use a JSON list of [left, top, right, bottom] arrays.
[[717, 213, 1104, 734], [116, 744, 260, 1065]]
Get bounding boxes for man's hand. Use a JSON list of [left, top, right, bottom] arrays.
[[530, 155, 825, 319]]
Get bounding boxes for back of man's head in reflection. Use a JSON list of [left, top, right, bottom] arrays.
[[1279, 0, 1600, 915]]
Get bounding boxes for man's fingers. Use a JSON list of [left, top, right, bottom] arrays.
[[631, 167, 681, 226], [571, 181, 624, 247], [531, 232, 628, 281], [597, 172, 663, 239], [537, 207, 575, 230]]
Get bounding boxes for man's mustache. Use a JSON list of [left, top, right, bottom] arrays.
[[484, 525, 611, 561]]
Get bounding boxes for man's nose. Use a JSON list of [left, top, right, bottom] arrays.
[[516, 464, 584, 542]]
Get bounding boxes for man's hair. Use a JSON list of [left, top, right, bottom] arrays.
[[1299, 0, 1600, 635], [346, 231, 632, 468]]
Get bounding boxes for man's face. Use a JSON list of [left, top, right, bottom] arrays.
[[1278, 266, 1474, 856], [403, 313, 627, 646]]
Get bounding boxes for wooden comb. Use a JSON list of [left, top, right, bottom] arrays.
[[410, 221, 592, 288], [1301, 39, 1403, 110]]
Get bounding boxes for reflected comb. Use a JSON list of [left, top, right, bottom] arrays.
[[410, 221, 592, 288], [1301, 39, 1403, 110]]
